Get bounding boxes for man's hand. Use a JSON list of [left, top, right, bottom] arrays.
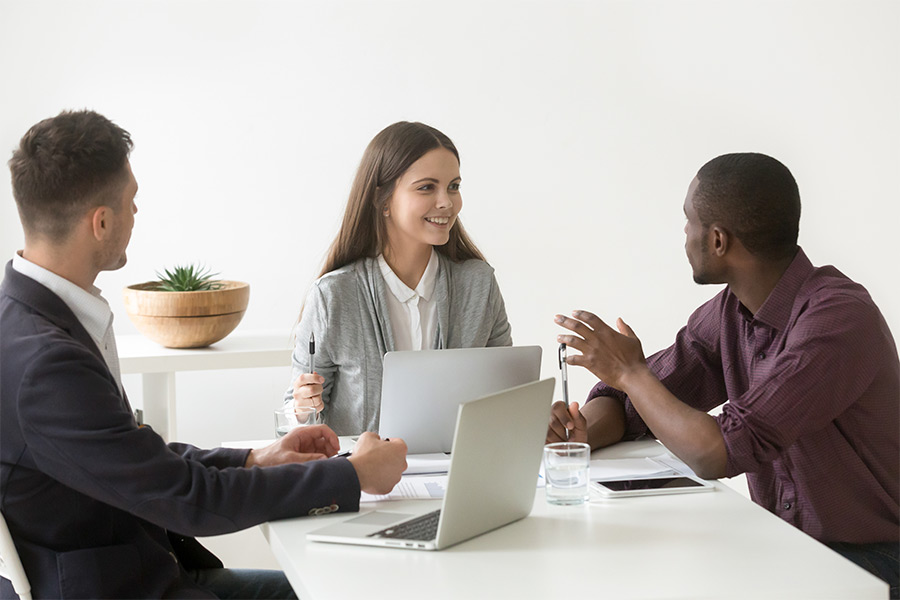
[[555, 310, 648, 390], [244, 424, 340, 468], [348, 433, 408, 495], [293, 373, 325, 413], [555, 310, 727, 477], [546, 401, 588, 444]]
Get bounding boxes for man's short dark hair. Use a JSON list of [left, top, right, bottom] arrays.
[[694, 153, 801, 260], [8, 110, 133, 240]]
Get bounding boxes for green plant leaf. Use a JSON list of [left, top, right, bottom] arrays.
[[154, 263, 225, 292]]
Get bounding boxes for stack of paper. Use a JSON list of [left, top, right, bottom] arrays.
[[590, 452, 700, 481], [590, 456, 678, 481], [360, 453, 452, 503], [403, 453, 451, 475], [361, 475, 447, 503]]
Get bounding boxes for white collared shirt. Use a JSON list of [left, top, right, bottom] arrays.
[[377, 249, 439, 351], [12, 252, 124, 393]]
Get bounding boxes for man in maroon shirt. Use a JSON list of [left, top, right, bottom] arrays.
[[549, 153, 899, 597]]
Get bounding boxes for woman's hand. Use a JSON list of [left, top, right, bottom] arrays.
[[292, 372, 325, 413]]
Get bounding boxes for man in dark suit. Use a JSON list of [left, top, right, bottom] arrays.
[[0, 110, 408, 599]]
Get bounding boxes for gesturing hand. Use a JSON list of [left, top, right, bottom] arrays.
[[554, 310, 647, 390]]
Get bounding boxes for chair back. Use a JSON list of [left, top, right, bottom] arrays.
[[0, 511, 31, 600]]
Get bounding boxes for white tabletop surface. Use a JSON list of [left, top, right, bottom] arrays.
[[117, 330, 292, 374], [261, 439, 887, 600]]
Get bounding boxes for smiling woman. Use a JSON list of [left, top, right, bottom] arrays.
[[281, 122, 513, 435], [383, 146, 463, 283]]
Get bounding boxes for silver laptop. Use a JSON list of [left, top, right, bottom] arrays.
[[307, 378, 555, 551], [377, 346, 542, 454]]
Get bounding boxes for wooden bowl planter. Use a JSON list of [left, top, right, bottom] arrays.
[[123, 281, 250, 348]]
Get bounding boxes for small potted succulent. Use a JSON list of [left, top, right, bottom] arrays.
[[123, 264, 250, 348]]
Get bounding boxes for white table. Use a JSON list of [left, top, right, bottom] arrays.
[[261, 440, 887, 599], [117, 331, 293, 441]]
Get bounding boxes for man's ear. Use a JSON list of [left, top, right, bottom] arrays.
[[89, 205, 113, 242], [710, 225, 730, 257]]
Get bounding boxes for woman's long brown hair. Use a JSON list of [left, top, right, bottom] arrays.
[[319, 121, 485, 278]]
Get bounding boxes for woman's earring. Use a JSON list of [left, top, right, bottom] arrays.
[[383, 209, 390, 217]]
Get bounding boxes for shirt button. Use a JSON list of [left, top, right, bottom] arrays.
[[757, 352, 766, 360], [783, 502, 792, 510]]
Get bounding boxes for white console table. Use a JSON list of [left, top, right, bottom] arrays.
[[117, 331, 293, 441]]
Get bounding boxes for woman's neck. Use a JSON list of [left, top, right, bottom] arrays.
[[383, 243, 433, 290]]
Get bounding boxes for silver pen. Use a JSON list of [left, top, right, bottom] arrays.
[[559, 342, 570, 441], [559, 342, 569, 406]]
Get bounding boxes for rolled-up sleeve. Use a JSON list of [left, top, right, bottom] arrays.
[[718, 292, 888, 477]]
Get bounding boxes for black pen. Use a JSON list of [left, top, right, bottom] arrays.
[[309, 332, 316, 375], [331, 435, 390, 459]]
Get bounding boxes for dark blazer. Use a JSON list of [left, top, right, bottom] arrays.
[[0, 262, 361, 599]]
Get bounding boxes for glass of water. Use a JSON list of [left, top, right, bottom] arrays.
[[543, 442, 591, 505], [274, 406, 317, 438]]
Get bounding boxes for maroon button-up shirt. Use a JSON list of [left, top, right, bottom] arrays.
[[588, 249, 899, 543]]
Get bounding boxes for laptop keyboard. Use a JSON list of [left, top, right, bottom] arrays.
[[368, 509, 441, 541]]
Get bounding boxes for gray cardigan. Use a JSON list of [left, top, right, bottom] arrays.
[[283, 255, 512, 435]]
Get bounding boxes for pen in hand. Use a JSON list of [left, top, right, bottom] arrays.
[[306, 332, 322, 420], [559, 342, 569, 407], [559, 342, 570, 440], [331, 436, 387, 459]]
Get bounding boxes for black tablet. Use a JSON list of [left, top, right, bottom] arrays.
[[592, 475, 715, 497]]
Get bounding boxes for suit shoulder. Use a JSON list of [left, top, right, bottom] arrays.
[[4, 312, 93, 364], [2, 293, 98, 364], [2, 293, 63, 347]]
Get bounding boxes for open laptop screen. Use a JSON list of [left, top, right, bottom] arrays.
[[378, 346, 542, 454]]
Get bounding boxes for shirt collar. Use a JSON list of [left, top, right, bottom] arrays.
[[750, 247, 813, 332], [377, 248, 439, 304], [12, 252, 113, 342]]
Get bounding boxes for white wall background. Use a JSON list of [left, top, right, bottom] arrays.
[[2, 0, 898, 567]]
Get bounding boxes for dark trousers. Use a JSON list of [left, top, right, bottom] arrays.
[[827, 541, 899, 600], [189, 568, 298, 599]]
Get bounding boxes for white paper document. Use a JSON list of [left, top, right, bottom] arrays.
[[404, 453, 451, 475], [590, 456, 680, 481], [361, 475, 448, 503], [651, 453, 699, 477]]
